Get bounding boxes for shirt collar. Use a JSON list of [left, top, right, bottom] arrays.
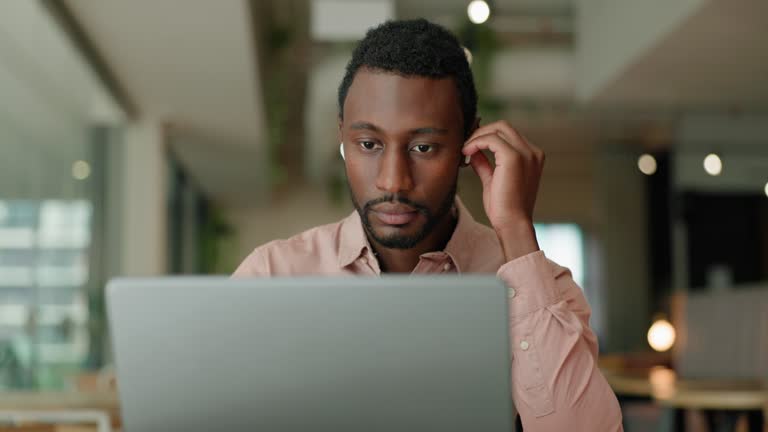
[[442, 197, 481, 273], [337, 209, 373, 269], [337, 196, 482, 272]]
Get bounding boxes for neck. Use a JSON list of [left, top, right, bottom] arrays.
[[369, 210, 458, 273]]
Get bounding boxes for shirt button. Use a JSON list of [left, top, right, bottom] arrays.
[[508, 287, 516, 298], [443, 263, 451, 271], [520, 341, 530, 351]]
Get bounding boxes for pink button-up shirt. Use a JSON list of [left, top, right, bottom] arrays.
[[233, 198, 623, 431]]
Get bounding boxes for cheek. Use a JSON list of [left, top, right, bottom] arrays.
[[345, 158, 377, 194], [415, 160, 458, 190]]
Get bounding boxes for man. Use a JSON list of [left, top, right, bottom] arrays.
[[235, 19, 622, 431]]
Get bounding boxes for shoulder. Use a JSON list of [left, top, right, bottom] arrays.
[[461, 222, 507, 273], [232, 221, 343, 276]]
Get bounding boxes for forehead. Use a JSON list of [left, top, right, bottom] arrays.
[[343, 69, 463, 133]]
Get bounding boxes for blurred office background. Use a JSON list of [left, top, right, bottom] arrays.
[[0, 0, 766, 430]]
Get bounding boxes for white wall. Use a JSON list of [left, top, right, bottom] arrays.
[[119, 120, 168, 275], [491, 48, 575, 102], [224, 185, 353, 269]]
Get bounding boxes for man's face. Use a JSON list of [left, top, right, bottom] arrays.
[[340, 68, 465, 249]]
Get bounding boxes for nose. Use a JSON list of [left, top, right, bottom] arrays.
[[375, 147, 414, 194]]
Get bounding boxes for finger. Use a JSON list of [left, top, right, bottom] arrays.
[[469, 122, 534, 160], [463, 133, 526, 167], [461, 131, 509, 156], [467, 150, 493, 187], [468, 122, 517, 147], [495, 125, 536, 161], [516, 130, 545, 161]]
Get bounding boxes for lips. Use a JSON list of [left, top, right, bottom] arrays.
[[371, 204, 419, 225]]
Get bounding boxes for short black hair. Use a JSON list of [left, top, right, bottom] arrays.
[[338, 19, 477, 139]]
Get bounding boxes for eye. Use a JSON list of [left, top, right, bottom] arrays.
[[359, 140, 379, 151], [411, 144, 433, 153]]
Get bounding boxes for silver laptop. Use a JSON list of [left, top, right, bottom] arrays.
[[107, 276, 513, 432]]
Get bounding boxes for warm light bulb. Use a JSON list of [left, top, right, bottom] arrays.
[[72, 160, 91, 180], [703, 153, 722, 176], [638, 154, 657, 175], [467, 0, 490, 24], [649, 366, 676, 399], [647, 319, 676, 352], [764, 181, 768, 198]]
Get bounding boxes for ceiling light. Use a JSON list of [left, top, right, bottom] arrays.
[[467, 0, 490, 24], [72, 160, 91, 180], [647, 318, 676, 352], [637, 154, 657, 175], [703, 153, 722, 176]]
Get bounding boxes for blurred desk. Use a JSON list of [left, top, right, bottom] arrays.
[[603, 367, 767, 432], [0, 392, 120, 431]]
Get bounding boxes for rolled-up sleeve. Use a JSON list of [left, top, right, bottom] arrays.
[[497, 251, 622, 431]]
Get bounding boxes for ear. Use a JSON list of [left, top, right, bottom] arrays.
[[337, 116, 343, 143]]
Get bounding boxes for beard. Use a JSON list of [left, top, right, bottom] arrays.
[[349, 180, 458, 250]]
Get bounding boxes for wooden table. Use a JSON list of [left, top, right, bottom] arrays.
[[0, 392, 120, 430], [603, 367, 767, 432]]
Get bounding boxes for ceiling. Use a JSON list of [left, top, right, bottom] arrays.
[[0, 0, 117, 199], [397, 0, 573, 19], [61, 0, 580, 206], [591, 0, 768, 107], [64, 0, 267, 205], [41, 0, 767, 207], [397, 0, 574, 43]]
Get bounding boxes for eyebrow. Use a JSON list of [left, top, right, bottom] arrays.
[[349, 121, 448, 136]]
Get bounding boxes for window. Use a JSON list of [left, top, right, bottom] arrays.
[[534, 223, 585, 288], [0, 200, 91, 389]]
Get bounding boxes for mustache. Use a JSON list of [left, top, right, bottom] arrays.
[[362, 194, 430, 215]]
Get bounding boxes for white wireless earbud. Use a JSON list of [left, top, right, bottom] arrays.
[[339, 142, 345, 160]]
